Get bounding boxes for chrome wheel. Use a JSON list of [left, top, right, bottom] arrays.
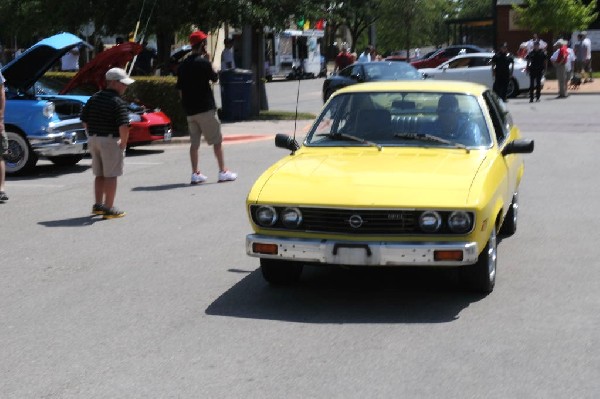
[[5, 131, 37, 175]]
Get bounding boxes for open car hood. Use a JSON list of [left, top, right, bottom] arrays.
[[1, 32, 83, 91], [61, 42, 142, 94]]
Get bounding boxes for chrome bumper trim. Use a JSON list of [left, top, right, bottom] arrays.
[[246, 234, 480, 266]]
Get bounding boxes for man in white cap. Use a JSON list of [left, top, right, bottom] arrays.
[[81, 67, 135, 219]]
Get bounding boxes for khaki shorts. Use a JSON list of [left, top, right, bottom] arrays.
[[0, 131, 7, 158], [88, 135, 125, 177], [186, 110, 222, 147]]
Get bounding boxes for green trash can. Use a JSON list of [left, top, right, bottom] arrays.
[[219, 69, 253, 121]]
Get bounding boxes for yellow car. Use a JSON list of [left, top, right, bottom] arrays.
[[246, 81, 534, 293]]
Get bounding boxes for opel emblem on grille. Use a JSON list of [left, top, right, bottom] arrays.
[[348, 214, 364, 229]]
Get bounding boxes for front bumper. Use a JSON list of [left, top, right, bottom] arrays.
[[246, 234, 480, 267], [29, 119, 88, 157]]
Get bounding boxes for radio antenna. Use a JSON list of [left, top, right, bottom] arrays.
[[293, 78, 301, 141]]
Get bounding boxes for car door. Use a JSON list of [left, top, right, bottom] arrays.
[[483, 91, 517, 208], [435, 57, 471, 82], [466, 56, 493, 88]]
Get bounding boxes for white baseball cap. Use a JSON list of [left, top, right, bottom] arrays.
[[105, 68, 135, 85]]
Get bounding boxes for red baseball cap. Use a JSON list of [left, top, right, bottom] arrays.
[[190, 31, 208, 46]]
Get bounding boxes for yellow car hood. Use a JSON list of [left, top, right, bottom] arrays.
[[253, 148, 487, 208]]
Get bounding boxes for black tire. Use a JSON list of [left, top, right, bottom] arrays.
[[500, 193, 518, 236], [260, 258, 303, 285], [5, 131, 38, 175], [48, 155, 84, 167], [462, 228, 497, 294], [507, 78, 519, 98]]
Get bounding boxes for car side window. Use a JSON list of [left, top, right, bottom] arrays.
[[469, 57, 488, 67], [448, 58, 470, 69], [445, 48, 461, 58], [483, 91, 510, 144]]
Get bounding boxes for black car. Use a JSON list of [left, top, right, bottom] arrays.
[[322, 61, 422, 102]]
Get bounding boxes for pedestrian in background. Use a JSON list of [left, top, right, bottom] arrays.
[[334, 46, 353, 73], [176, 30, 237, 185], [581, 31, 593, 83], [60, 46, 80, 72], [550, 39, 569, 98], [526, 40, 547, 102], [0, 71, 8, 202], [357, 45, 374, 63], [491, 42, 514, 102], [80, 68, 133, 219], [221, 38, 236, 70]]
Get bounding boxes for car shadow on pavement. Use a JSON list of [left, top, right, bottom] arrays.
[[125, 148, 165, 156], [206, 266, 485, 324], [38, 215, 104, 227], [7, 165, 90, 180]]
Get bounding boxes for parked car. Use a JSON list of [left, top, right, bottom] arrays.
[[2, 32, 89, 174], [2, 33, 172, 175], [322, 61, 422, 102], [419, 52, 543, 98], [410, 45, 486, 69], [246, 80, 534, 293], [41, 41, 172, 147]]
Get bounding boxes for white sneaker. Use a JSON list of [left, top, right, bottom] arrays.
[[191, 172, 208, 185], [218, 170, 237, 182]]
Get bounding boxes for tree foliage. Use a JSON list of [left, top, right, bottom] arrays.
[[513, 0, 598, 35]]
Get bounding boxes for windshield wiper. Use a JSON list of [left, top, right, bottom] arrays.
[[328, 133, 383, 151], [394, 132, 469, 153]]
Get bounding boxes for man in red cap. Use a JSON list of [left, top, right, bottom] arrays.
[[176, 30, 237, 184]]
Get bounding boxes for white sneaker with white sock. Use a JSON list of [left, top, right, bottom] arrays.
[[191, 172, 208, 184], [218, 170, 237, 182]]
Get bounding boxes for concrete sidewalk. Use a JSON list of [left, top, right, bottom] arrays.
[[541, 77, 599, 95]]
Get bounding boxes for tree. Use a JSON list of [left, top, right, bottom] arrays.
[[513, 0, 598, 36]]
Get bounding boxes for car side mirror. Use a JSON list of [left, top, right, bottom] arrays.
[[502, 139, 534, 156], [442, 65, 449, 71], [350, 74, 362, 81], [275, 133, 300, 153]]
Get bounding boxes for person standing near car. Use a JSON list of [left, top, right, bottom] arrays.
[[0, 71, 8, 202], [80, 68, 133, 219], [491, 42, 514, 102], [177, 30, 237, 185], [526, 40, 547, 102], [550, 39, 569, 98], [334, 46, 353, 73]]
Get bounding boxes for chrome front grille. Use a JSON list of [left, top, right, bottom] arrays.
[[301, 208, 418, 234]]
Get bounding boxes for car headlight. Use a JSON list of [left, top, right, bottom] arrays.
[[281, 207, 302, 228], [419, 211, 442, 233], [43, 102, 55, 118], [447, 211, 472, 234], [255, 206, 278, 227]]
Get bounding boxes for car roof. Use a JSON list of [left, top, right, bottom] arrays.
[[335, 80, 487, 96]]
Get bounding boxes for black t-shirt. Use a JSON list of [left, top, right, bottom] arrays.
[[492, 52, 514, 79], [176, 54, 218, 116], [526, 49, 547, 73], [81, 89, 130, 136]]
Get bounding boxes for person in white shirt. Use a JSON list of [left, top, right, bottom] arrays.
[[581, 31, 593, 83], [357, 45, 374, 63], [61, 47, 80, 71], [526, 33, 547, 55], [221, 38, 235, 70]]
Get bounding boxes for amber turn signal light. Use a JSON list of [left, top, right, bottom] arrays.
[[434, 250, 463, 261], [252, 243, 278, 255]]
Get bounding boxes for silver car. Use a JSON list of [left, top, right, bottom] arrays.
[[420, 52, 543, 98]]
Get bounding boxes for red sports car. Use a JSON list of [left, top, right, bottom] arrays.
[[410, 45, 486, 69]]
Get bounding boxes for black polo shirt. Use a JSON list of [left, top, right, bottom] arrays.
[[492, 52, 514, 80], [176, 54, 218, 116], [526, 49, 547, 73], [81, 89, 130, 136]]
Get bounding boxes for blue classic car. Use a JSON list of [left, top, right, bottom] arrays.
[[2, 32, 88, 174]]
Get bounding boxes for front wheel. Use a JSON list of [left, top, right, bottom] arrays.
[[462, 228, 497, 294], [260, 259, 303, 285], [4, 131, 38, 175], [48, 154, 84, 167], [507, 78, 519, 98]]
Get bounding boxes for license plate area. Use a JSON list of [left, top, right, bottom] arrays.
[[330, 243, 373, 265]]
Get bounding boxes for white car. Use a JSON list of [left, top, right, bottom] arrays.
[[420, 52, 543, 98]]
